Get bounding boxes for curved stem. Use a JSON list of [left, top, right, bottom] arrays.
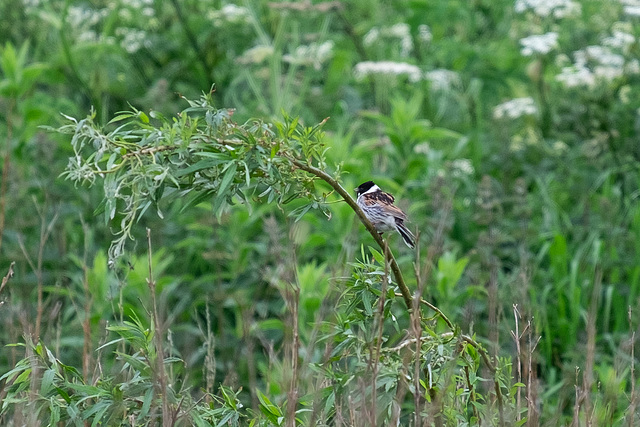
[[417, 296, 454, 330], [289, 158, 413, 309]]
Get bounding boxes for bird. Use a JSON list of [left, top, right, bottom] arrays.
[[354, 181, 416, 249]]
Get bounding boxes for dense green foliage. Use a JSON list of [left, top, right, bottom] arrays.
[[1, 0, 640, 425]]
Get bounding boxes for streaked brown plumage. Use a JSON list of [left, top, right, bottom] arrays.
[[354, 181, 415, 249]]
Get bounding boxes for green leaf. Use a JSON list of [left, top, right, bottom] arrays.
[[369, 248, 385, 265], [0, 359, 30, 382], [194, 152, 230, 159], [257, 389, 283, 423], [212, 162, 237, 215], [40, 369, 56, 395], [362, 291, 373, 316], [50, 400, 61, 425], [220, 386, 238, 410], [138, 111, 149, 123], [89, 402, 111, 427], [289, 203, 313, 222], [175, 158, 229, 177], [108, 112, 137, 124], [140, 386, 153, 419], [180, 188, 215, 213], [55, 386, 72, 404]]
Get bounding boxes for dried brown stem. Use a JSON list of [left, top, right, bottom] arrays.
[[527, 320, 541, 426], [465, 365, 480, 424], [242, 307, 259, 411], [285, 226, 301, 426], [146, 228, 171, 426], [17, 206, 58, 340], [583, 267, 602, 426], [80, 218, 93, 380], [285, 285, 300, 427], [370, 240, 389, 425], [512, 304, 523, 421]]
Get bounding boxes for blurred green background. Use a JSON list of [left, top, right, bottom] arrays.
[[1, 0, 640, 424]]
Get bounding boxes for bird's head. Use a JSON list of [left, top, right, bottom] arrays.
[[355, 181, 375, 196]]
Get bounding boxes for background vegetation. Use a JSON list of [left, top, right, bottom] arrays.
[[1, 0, 640, 425]]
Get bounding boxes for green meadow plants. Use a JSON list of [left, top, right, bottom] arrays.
[[0, 94, 517, 424], [2, 0, 640, 425]]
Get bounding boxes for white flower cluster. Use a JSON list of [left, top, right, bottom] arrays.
[[602, 30, 635, 51], [621, 0, 640, 17], [283, 41, 335, 69], [556, 43, 640, 88], [364, 23, 413, 57], [354, 61, 422, 82], [119, 0, 154, 16], [208, 4, 251, 24], [115, 28, 150, 53], [120, 0, 153, 7], [514, 0, 581, 18], [493, 97, 538, 119], [237, 45, 274, 64], [520, 32, 559, 56], [424, 69, 461, 90], [65, 6, 110, 43], [414, 142, 431, 155], [354, 63, 461, 88], [451, 159, 474, 177], [22, 0, 41, 9], [67, 6, 109, 29], [418, 25, 432, 43], [555, 64, 596, 88]]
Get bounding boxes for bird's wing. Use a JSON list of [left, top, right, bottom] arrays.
[[363, 192, 407, 220], [366, 190, 395, 204], [383, 203, 408, 221]]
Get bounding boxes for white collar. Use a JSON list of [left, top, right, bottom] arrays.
[[362, 184, 380, 195]]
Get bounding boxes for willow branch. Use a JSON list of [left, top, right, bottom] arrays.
[[288, 158, 413, 308], [417, 296, 455, 330]]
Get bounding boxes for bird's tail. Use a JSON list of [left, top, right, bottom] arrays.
[[396, 220, 415, 249]]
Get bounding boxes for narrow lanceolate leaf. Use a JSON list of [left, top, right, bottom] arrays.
[[175, 158, 229, 177], [212, 162, 237, 215]]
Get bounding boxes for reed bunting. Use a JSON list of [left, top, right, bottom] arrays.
[[355, 181, 416, 249]]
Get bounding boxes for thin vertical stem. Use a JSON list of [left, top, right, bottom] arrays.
[[465, 365, 480, 425], [583, 267, 602, 426], [512, 305, 522, 421], [146, 228, 171, 426], [527, 320, 541, 426], [242, 307, 258, 411], [371, 239, 389, 426], [628, 306, 636, 427], [0, 99, 13, 254], [80, 217, 93, 381], [285, 223, 301, 427]]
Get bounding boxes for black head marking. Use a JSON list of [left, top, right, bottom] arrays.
[[355, 181, 375, 196]]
